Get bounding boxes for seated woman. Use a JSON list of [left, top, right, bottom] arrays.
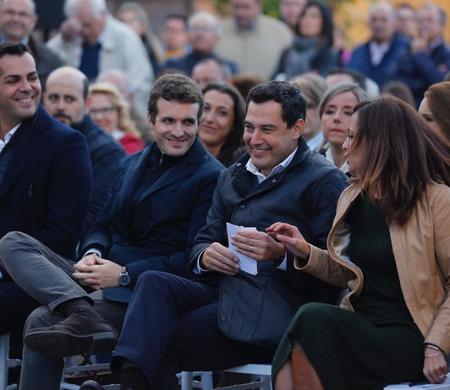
[[268, 97, 450, 389], [419, 81, 450, 145], [274, 0, 338, 80], [318, 82, 367, 172], [88, 83, 144, 154], [198, 83, 246, 167]]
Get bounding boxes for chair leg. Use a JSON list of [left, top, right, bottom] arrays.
[[0, 334, 10, 390], [291, 345, 323, 390]]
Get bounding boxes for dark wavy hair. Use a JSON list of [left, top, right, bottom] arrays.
[[350, 96, 450, 225], [297, 0, 334, 47], [202, 82, 245, 166]]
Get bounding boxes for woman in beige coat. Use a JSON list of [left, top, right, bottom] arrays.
[[268, 97, 450, 390]]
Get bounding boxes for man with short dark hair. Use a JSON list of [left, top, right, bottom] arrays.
[[0, 73, 223, 390], [44, 66, 125, 235], [0, 42, 91, 335], [106, 81, 347, 389]]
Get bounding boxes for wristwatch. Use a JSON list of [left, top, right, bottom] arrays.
[[118, 267, 131, 287]]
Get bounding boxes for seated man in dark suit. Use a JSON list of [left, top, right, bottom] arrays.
[[0, 43, 92, 335], [0, 74, 224, 390], [100, 81, 348, 389], [44, 66, 125, 236]]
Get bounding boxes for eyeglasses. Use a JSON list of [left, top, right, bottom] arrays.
[[90, 107, 116, 115]]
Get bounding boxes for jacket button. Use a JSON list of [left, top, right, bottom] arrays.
[[223, 288, 230, 293], [236, 162, 241, 166], [272, 179, 277, 183], [221, 316, 227, 321], [240, 204, 246, 209]]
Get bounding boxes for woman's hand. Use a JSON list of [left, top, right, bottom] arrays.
[[423, 345, 448, 384], [266, 222, 310, 259]]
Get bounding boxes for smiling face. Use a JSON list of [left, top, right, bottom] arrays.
[[0, 0, 37, 42], [321, 91, 358, 147], [342, 113, 367, 177], [243, 100, 303, 176], [150, 98, 199, 157], [199, 90, 235, 154], [0, 52, 40, 131]]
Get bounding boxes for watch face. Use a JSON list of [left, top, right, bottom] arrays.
[[119, 272, 131, 286]]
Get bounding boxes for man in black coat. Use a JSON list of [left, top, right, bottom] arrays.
[[44, 66, 125, 236], [106, 81, 348, 389], [0, 74, 223, 390], [0, 43, 91, 334]]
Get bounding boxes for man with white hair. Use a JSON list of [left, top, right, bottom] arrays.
[[162, 11, 238, 77], [347, 0, 409, 87], [0, 0, 63, 85], [46, 0, 152, 117]]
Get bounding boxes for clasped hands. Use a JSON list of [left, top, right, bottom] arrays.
[[72, 253, 123, 290], [201, 223, 308, 275]]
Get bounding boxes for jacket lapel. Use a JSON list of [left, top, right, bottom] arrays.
[[0, 106, 50, 201]]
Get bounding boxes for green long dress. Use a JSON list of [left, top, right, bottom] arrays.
[[272, 195, 426, 390]]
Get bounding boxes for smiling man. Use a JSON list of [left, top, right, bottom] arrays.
[[0, 43, 91, 336], [104, 81, 348, 390], [0, 73, 223, 390]]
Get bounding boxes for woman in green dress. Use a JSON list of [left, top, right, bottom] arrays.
[[267, 97, 450, 390]]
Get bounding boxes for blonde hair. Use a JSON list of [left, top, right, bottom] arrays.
[[88, 82, 139, 136]]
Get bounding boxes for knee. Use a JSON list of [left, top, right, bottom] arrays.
[[296, 302, 335, 324], [135, 271, 177, 293], [0, 231, 32, 264]]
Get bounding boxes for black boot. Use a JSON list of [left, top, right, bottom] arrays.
[[120, 359, 148, 390], [24, 298, 117, 358], [80, 380, 105, 390]]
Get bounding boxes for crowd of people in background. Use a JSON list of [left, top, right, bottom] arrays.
[[0, 0, 449, 389]]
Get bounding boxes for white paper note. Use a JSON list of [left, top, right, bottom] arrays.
[[226, 222, 258, 275]]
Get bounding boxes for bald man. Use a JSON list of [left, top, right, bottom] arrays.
[[347, 1, 409, 86], [44, 66, 125, 235]]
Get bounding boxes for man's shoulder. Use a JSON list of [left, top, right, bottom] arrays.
[[294, 149, 347, 183], [78, 117, 124, 156], [35, 107, 81, 140]]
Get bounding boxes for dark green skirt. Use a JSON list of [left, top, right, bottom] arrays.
[[272, 303, 425, 390]]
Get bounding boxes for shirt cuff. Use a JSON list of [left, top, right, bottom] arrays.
[[277, 253, 288, 271], [193, 248, 210, 275], [83, 248, 102, 258]]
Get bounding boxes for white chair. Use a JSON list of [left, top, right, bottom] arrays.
[[385, 377, 450, 389], [181, 364, 272, 390], [0, 333, 21, 390]]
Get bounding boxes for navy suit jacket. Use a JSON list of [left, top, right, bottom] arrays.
[[80, 139, 224, 302], [348, 33, 409, 86], [73, 115, 125, 237], [0, 106, 92, 259]]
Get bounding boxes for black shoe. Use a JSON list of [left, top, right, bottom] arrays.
[[80, 380, 105, 390], [24, 300, 117, 358]]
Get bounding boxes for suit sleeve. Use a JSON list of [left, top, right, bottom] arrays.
[[82, 144, 125, 236], [125, 170, 221, 285], [33, 130, 92, 255]]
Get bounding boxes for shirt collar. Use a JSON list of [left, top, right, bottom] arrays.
[[0, 123, 21, 154], [245, 147, 298, 183]]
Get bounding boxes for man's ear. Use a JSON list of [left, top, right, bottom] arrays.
[[85, 95, 92, 109], [292, 118, 305, 140], [30, 14, 38, 31]]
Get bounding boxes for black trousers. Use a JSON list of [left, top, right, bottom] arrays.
[[112, 271, 273, 389]]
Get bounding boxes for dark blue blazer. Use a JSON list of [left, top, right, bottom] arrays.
[[73, 115, 125, 237], [80, 139, 224, 302], [348, 33, 409, 86], [395, 40, 450, 105], [0, 106, 92, 258]]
